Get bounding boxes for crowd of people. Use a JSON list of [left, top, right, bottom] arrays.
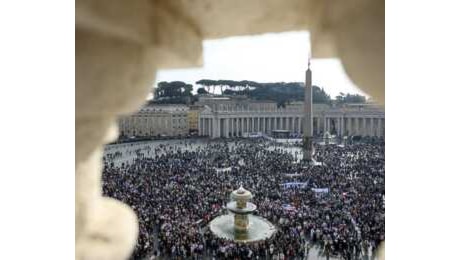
[[102, 138, 384, 260]]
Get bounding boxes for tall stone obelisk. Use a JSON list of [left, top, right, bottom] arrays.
[[303, 59, 313, 161]]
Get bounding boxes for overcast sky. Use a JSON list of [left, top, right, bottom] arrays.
[[155, 31, 368, 98]]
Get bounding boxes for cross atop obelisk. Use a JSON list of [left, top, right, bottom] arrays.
[[303, 55, 313, 161]]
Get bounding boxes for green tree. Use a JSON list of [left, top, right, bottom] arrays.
[[335, 92, 366, 103], [197, 87, 208, 94], [153, 81, 194, 104]]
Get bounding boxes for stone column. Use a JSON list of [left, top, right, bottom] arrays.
[[364, 117, 368, 136], [348, 117, 352, 136], [303, 64, 313, 161], [248, 117, 251, 133], [203, 118, 206, 136], [228, 118, 231, 137], [356, 117, 363, 135], [363, 117, 367, 136], [263, 117, 267, 133], [246, 117, 249, 132], [259, 117, 262, 133], [323, 116, 327, 133], [247, 117, 251, 132], [335, 117, 338, 135], [337, 117, 341, 136], [76, 28, 161, 260], [226, 118, 230, 137], [236, 118, 240, 136], [208, 118, 212, 136], [199, 118, 204, 135], [232, 118, 235, 137], [370, 117, 374, 136], [363, 117, 368, 136], [354, 118, 357, 135], [258, 117, 261, 133], [202, 118, 205, 136], [311, 117, 315, 135], [246, 117, 252, 133], [239, 118, 242, 135], [382, 118, 385, 136], [261, 117, 263, 133], [351, 118, 354, 136], [214, 117, 223, 138], [262, 117, 268, 133], [260, 117, 263, 133], [377, 118, 382, 137], [269, 117, 272, 131], [203, 118, 209, 136], [297, 117, 301, 134]]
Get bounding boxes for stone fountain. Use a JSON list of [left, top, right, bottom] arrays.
[[209, 186, 276, 243]]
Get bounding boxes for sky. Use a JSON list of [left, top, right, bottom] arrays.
[[154, 31, 368, 98]]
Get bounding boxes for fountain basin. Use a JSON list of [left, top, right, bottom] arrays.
[[209, 214, 277, 243], [226, 201, 257, 214]]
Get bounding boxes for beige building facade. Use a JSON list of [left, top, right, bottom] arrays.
[[197, 96, 384, 138], [119, 104, 189, 137], [187, 105, 204, 134]]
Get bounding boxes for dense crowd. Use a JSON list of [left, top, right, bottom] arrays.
[[102, 138, 384, 260]]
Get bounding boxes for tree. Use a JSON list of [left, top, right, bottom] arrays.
[[197, 87, 208, 94], [153, 81, 194, 104], [193, 79, 352, 105], [335, 92, 366, 103], [196, 79, 214, 94], [312, 86, 331, 103]]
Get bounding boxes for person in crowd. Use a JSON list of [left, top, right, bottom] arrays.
[[102, 138, 384, 260]]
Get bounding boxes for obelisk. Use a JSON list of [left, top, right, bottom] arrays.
[[303, 58, 313, 161]]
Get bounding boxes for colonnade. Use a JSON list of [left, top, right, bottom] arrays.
[[199, 115, 384, 138]]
